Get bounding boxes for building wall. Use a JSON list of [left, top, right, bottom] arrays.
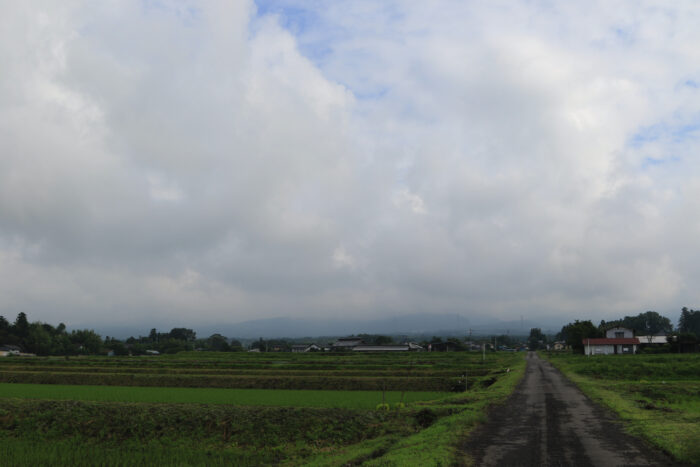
[[585, 344, 614, 355], [605, 327, 633, 338]]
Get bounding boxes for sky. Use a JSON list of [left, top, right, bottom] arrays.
[[1, 1, 699, 333]]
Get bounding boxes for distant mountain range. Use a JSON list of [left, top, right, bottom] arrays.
[[92, 312, 563, 340], [198, 313, 560, 339]]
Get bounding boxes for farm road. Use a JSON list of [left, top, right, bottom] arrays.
[[460, 352, 679, 467]]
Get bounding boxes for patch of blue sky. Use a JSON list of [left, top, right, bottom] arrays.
[[254, 1, 316, 35], [684, 79, 699, 89], [629, 117, 700, 148], [641, 156, 680, 170], [140, 0, 201, 27], [353, 86, 390, 101], [254, 1, 338, 65], [611, 25, 636, 46], [629, 123, 665, 148], [252, 1, 399, 102], [671, 122, 700, 143]]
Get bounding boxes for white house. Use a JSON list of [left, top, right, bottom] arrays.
[[291, 343, 321, 353], [583, 327, 639, 355]]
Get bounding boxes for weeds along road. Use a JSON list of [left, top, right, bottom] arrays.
[[460, 352, 680, 467]]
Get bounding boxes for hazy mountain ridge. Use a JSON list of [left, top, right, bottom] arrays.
[[91, 313, 561, 340]]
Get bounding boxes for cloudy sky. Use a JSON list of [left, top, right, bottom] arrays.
[[1, 1, 699, 332]]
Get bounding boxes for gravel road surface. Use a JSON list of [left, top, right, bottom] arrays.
[[460, 352, 680, 466]]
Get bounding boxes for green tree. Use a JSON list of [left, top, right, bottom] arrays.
[[445, 337, 466, 350], [679, 307, 700, 337], [104, 337, 129, 356], [251, 338, 267, 351], [69, 329, 103, 355], [559, 320, 602, 353], [206, 334, 231, 351], [169, 328, 196, 342], [528, 328, 545, 350], [157, 338, 191, 354], [12, 312, 29, 339], [0, 316, 11, 345], [25, 323, 53, 356], [621, 311, 673, 335]]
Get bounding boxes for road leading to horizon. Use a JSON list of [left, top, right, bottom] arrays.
[[460, 352, 679, 467]]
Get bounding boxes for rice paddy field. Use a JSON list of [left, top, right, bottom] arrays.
[[0, 350, 526, 466], [543, 352, 700, 465]]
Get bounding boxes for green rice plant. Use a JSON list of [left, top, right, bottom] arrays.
[[0, 383, 447, 408]]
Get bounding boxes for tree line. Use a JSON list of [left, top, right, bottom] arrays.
[[555, 308, 700, 353], [0, 312, 243, 356]]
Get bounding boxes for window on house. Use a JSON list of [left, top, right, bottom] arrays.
[[615, 332, 624, 338]]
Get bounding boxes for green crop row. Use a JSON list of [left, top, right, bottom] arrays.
[[0, 370, 464, 391], [0, 364, 487, 378], [0, 383, 448, 408], [0, 352, 521, 370], [543, 352, 700, 380], [0, 398, 457, 466]]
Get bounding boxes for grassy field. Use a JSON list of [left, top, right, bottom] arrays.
[[543, 352, 700, 465], [0, 350, 526, 465]]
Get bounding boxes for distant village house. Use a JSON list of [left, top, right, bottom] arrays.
[[291, 343, 321, 353], [583, 327, 639, 355]]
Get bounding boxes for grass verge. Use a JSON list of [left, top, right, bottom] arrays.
[[543, 353, 700, 465]]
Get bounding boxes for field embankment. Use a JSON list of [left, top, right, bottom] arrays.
[[543, 352, 700, 465]]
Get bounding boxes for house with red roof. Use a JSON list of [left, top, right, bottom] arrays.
[[583, 327, 639, 356]]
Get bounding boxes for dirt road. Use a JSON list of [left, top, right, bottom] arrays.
[[460, 352, 679, 466]]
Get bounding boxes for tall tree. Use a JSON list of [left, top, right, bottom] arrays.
[[621, 311, 672, 335], [679, 307, 700, 337], [13, 312, 29, 339], [169, 328, 196, 342], [528, 328, 545, 350], [559, 320, 602, 353]]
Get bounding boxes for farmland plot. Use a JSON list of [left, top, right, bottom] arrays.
[[0, 351, 525, 465]]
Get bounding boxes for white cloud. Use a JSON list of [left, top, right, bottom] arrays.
[[393, 189, 426, 215], [332, 246, 355, 269], [1, 1, 699, 330]]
